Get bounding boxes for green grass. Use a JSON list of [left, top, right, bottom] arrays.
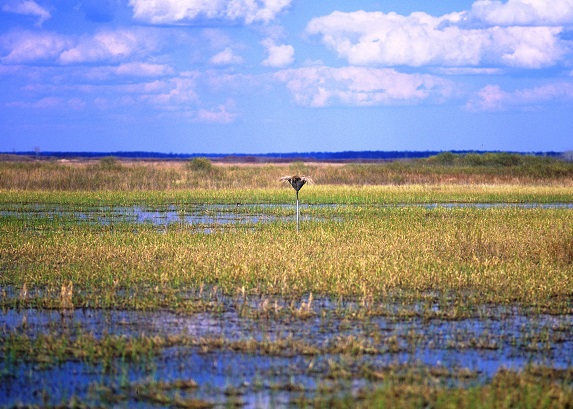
[[1, 184, 573, 206], [2, 200, 572, 311]]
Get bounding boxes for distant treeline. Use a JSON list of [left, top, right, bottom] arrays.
[[1, 150, 567, 161]]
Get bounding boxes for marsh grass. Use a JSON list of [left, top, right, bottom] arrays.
[[2, 296, 573, 407], [60, 280, 74, 309], [2, 203, 572, 311], [1, 330, 162, 368], [1, 184, 573, 207], [1, 153, 572, 191], [353, 367, 573, 409], [1, 159, 573, 407]]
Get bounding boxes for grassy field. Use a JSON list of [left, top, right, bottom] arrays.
[[1, 154, 573, 407], [1, 153, 573, 190]]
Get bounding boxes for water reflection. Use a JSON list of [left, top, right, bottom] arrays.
[[0, 203, 325, 227], [2, 202, 572, 228]]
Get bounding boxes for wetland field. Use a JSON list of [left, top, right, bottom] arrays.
[[1, 155, 573, 408]]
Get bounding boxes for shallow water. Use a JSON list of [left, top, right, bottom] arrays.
[[0, 203, 284, 226], [2, 202, 571, 229], [1, 297, 572, 408]]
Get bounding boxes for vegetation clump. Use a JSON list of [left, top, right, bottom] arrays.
[[186, 157, 213, 172], [98, 156, 122, 170]]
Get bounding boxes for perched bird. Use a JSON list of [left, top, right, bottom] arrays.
[[280, 175, 313, 232], [280, 175, 313, 194]]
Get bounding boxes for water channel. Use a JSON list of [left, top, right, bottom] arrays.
[[2, 202, 572, 228]]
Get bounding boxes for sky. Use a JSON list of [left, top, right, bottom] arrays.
[[1, 0, 572, 154]]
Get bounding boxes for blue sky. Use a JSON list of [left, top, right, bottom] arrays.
[[1, 0, 572, 154]]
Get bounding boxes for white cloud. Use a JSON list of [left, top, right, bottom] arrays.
[[469, 0, 573, 26], [129, 0, 291, 25], [210, 47, 244, 66], [261, 38, 294, 67], [0, 30, 70, 63], [1, 28, 169, 66], [306, 9, 568, 69], [7, 96, 85, 110], [435, 67, 503, 75], [466, 82, 573, 111], [275, 66, 454, 107], [58, 30, 158, 64], [204, 71, 257, 92], [2, 0, 51, 26], [466, 84, 507, 111], [116, 62, 174, 77], [54, 64, 173, 82], [196, 100, 238, 123], [141, 73, 201, 106]]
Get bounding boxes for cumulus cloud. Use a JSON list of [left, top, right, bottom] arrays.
[[467, 82, 573, 111], [306, 8, 568, 69], [275, 66, 454, 107], [466, 84, 507, 111], [129, 0, 291, 25], [2, 0, 51, 26], [117, 74, 240, 123], [210, 47, 244, 66], [261, 38, 294, 67], [468, 0, 573, 26], [1, 28, 167, 66]]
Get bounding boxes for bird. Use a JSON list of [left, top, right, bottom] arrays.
[[279, 175, 313, 194], [280, 175, 313, 232]]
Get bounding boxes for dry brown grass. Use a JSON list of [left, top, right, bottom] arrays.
[[1, 156, 572, 191]]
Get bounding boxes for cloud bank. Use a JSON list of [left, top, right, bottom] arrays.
[[2, 0, 573, 122], [129, 0, 292, 24], [468, 0, 573, 26], [275, 66, 454, 107], [306, 9, 569, 68], [467, 82, 573, 111]]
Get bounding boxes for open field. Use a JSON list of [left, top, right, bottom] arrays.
[[1, 154, 573, 407]]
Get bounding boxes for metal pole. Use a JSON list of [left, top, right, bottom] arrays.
[[296, 190, 299, 232]]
